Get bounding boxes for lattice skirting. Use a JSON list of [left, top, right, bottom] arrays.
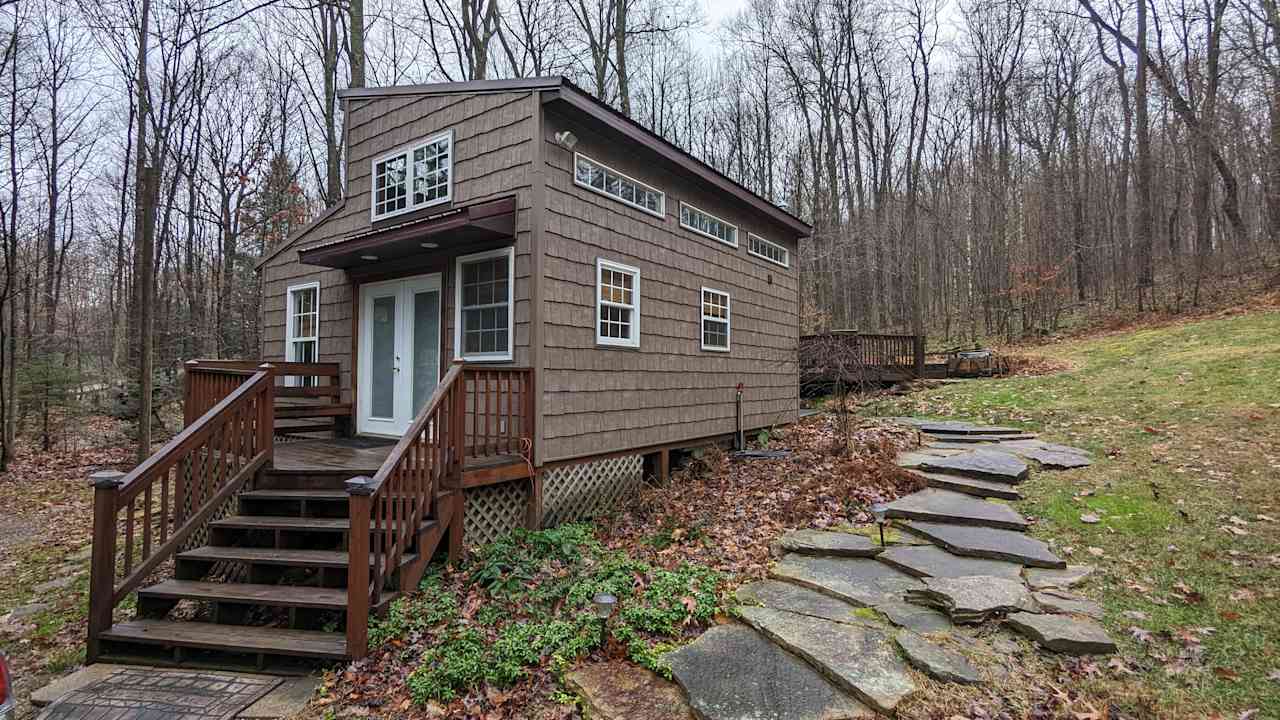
[[464, 480, 529, 546], [542, 454, 644, 528]]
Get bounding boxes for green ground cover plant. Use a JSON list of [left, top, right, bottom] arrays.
[[368, 523, 724, 705]]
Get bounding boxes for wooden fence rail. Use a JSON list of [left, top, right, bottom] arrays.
[[87, 366, 274, 661]]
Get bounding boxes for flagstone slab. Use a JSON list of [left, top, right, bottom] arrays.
[[907, 470, 1023, 501], [917, 450, 1030, 482], [1024, 564, 1095, 590], [920, 424, 1026, 436], [994, 440, 1093, 469], [738, 606, 916, 715], [895, 630, 983, 684], [1005, 612, 1117, 655], [770, 554, 922, 607], [736, 580, 882, 628], [885, 488, 1028, 530], [872, 600, 954, 634], [900, 521, 1066, 569], [567, 660, 696, 720], [778, 529, 883, 558], [666, 624, 873, 720], [924, 433, 1038, 443], [876, 545, 1024, 580], [1032, 590, 1103, 619], [905, 576, 1038, 624]]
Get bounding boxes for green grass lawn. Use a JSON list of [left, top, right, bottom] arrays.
[[863, 310, 1280, 718]]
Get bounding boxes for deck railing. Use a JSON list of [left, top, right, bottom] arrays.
[[87, 366, 274, 661], [344, 362, 534, 659], [185, 360, 346, 435], [856, 333, 926, 376]]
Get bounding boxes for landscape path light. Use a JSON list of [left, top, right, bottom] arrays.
[[870, 502, 889, 547]]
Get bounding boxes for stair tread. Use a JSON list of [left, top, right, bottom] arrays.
[[138, 579, 348, 609], [211, 515, 351, 531], [178, 546, 417, 568], [240, 489, 348, 500], [101, 619, 347, 659]]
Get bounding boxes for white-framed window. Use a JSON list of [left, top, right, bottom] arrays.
[[679, 202, 738, 247], [574, 153, 665, 218], [700, 287, 731, 352], [286, 281, 320, 385], [596, 258, 640, 348], [748, 233, 789, 268], [455, 246, 513, 361], [371, 130, 453, 221]]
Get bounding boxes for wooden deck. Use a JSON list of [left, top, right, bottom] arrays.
[[271, 437, 527, 488]]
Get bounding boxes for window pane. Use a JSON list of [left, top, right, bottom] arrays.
[[412, 290, 440, 415], [460, 255, 511, 355], [371, 295, 396, 418]]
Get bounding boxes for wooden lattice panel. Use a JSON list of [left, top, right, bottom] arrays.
[[543, 454, 644, 528], [464, 480, 529, 546]]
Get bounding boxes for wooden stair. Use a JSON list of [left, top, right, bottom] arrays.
[[96, 480, 445, 671]]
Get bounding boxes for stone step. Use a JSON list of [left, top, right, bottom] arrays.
[[894, 630, 983, 684], [922, 433, 1038, 443], [876, 544, 1024, 580], [736, 580, 879, 628], [909, 470, 1023, 501], [915, 450, 1029, 483], [1005, 612, 1117, 655], [898, 521, 1066, 569], [666, 624, 873, 720], [769, 554, 921, 608], [775, 529, 882, 558], [904, 576, 1037, 624], [980, 439, 1092, 469], [738, 606, 916, 715], [884, 488, 1028, 530]]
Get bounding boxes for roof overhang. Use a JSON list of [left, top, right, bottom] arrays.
[[297, 196, 516, 269]]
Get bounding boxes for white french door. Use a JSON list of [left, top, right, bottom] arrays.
[[357, 273, 442, 437]]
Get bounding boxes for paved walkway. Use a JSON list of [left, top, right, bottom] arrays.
[[658, 417, 1114, 719]]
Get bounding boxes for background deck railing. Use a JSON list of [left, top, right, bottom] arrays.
[[87, 366, 274, 661], [185, 360, 347, 437], [800, 331, 927, 390], [344, 362, 533, 659]]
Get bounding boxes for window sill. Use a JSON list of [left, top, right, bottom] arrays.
[[457, 354, 514, 363]]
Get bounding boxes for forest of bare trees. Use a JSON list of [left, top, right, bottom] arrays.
[[0, 0, 1276, 462]]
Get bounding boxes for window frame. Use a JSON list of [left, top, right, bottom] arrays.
[[572, 152, 666, 219], [453, 246, 515, 362], [679, 202, 738, 247], [369, 129, 455, 222], [699, 286, 731, 353], [747, 233, 790, 268], [285, 281, 320, 386], [595, 258, 641, 349]]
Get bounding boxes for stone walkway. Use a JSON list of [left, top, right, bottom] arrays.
[[661, 417, 1114, 719]]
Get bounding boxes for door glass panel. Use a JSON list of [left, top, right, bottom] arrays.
[[370, 294, 396, 419], [412, 290, 441, 415]]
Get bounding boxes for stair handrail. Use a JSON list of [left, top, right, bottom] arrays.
[[87, 365, 275, 662], [344, 362, 465, 658]]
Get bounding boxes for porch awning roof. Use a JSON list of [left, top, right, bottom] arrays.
[[297, 196, 516, 269]]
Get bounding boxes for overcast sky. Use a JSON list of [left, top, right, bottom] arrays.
[[691, 0, 749, 54]]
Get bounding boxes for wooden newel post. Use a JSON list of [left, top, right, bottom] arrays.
[[183, 360, 198, 427], [345, 476, 373, 659], [257, 364, 275, 464], [450, 360, 466, 486], [87, 469, 125, 663]]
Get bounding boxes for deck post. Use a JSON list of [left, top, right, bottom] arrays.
[[447, 493, 464, 563], [525, 470, 543, 530], [345, 476, 373, 660], [913, 336, 926, 378], [182, 360, 198, 427], [450, 360, 466, 486], [257, 364, 275, 467], [87, 469, 124, 663]]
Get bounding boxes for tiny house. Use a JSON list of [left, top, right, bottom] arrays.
[[259, 76, 808, 532], [85, 77, 808, 666]]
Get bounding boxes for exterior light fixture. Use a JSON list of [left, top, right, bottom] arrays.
[[591, 593, 617, 621], [420, 242, 439, 249], [360, 254, 378, 261], [870, 502, 889, 546], [554, 130, 578, 150]]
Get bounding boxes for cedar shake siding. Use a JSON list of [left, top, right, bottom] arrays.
[[260, 90, 538, 397], [538, 107, 800, 463]]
